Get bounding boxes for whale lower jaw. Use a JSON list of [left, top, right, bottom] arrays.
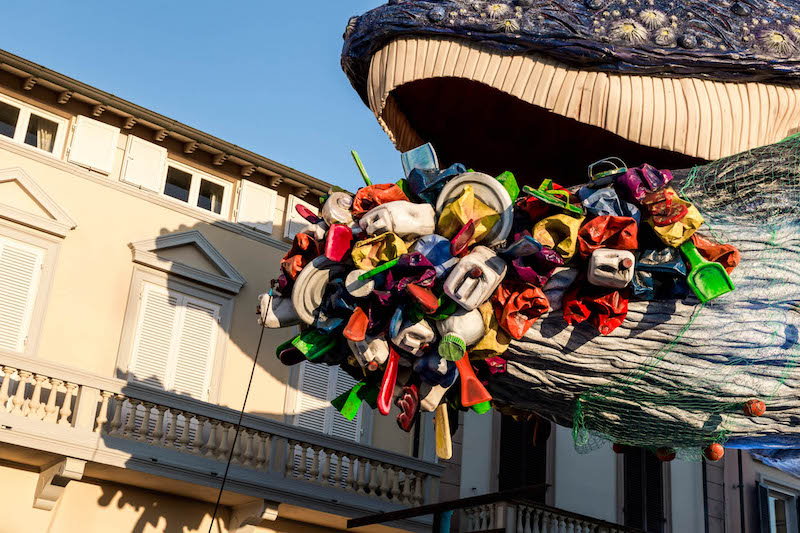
[[367, 36, 800, 184]]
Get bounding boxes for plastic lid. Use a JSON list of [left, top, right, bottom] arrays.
[[439, 334, 466, 361], [471, 401, 491, 414]]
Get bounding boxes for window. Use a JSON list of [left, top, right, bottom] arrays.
[[758, 482, 798, 533], [0, 234, 45, 353], [498, 415, 549, 495], [161, 161, 232, 217], [0, 93, 67, 155], [623, 447, 666, 533], [126, 282, 220, 401]]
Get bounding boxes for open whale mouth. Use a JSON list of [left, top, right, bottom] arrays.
[[366, 36, 800, 185]]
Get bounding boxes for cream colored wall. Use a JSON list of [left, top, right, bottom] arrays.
[[0, 98, 413, 456], [0, 463, 350, 533]]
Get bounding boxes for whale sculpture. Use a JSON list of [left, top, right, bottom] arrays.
[[334, 0, 800, 455]]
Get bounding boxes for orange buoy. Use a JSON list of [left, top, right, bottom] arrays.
[[704, 443, 725, 461], [743, 399, 766, 417], [656, 447, 676, 462]]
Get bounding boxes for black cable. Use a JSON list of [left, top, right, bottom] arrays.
[[207, 311, 268, 533]]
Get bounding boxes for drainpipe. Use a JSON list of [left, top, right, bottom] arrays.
[[702, 458, 709, 533], [738, 450, 746, 533]]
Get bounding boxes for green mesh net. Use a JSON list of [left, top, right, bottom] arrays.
[[571, 134, 800, 455]]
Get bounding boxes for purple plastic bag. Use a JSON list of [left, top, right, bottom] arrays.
[[384, 253, 436, 293], [511, 247, 565, 287], [616, 164, 673, 202]]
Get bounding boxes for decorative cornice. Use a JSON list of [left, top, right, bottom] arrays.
[[128, 230, 247, 293], [0, 48, 329, 200], [0, 167, 77, 238]]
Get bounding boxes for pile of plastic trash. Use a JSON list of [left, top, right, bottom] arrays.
[[258, 145, 740, 459]]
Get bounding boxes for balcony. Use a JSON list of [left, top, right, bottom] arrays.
[[0, 352, 443, 532], [349, 487, 642, 533]]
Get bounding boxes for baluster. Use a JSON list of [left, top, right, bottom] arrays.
[[307, 445, 320, 482], [44, 379, 63, 423], [367, 460, 379, 495], [0, 367, 15, 410], [179, 414, 192, 450], [332, 452, 343, 488], [297, 444, 311, 480], [558, 516, 567, 533], [389, 467, 401, 502], [94, 391, 112, 433], [541, 511, 551, 533], [137, 403, 153, 442], [284, 440, 297, 478], [28, 375, 47, 419], [356, 458, 368, 494], [380, 465, 392, 500], [321, 449, 333, 485], [164, 410, 179, 448], [344, 456, 356, 492], [204, 421, 219, 458], [151, 406, 166, 445], [531, 508, 541, 533], [108, 395, 125, 435], [217, 423, 232, 460], [579, 520, 590, 533], [11, 370, 31, 416], [399, 469, 411, 503], [517, 506, 525, 533], [239, 430, 252, 465], [192, 416, 207, 454], [58, 382, 77, 425], [123, 399, 141, 436], [566, 517, 575, 533], [413, 472, 424, 505], [258, 433, 271, 471], [253, 433, 266, 470]]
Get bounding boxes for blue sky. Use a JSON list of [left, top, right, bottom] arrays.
[[2, 1, 395, 192]]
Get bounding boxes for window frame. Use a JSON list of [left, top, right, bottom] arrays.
[[758, 476, 799, 533], [116, 267, 233, 403], [616, 448, 673, 533], [160, 160, 233, 219], [0, 92, 68, 157], [0, 220, 61, 359]]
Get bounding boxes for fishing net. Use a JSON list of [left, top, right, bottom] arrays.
[[572, 134, 800, 455]]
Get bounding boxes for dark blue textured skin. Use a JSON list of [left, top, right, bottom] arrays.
[[342, 0, 800, 105]]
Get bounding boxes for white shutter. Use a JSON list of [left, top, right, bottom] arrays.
[[171, 297, 219, 401], [330, 368, 361, 441], [0, 237, 44, 352], [128, 284, 178, 389], [236, 180, 278, 234], [121, 135, 167, 192], [67, 115, 120, 174], [295, 361, 332, 432], [284, 195, 319, 240]]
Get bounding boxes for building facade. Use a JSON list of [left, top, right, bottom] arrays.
[[0, 48, 442, 533]]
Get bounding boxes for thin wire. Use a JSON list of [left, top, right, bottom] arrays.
[[207, 302, 269, 533]]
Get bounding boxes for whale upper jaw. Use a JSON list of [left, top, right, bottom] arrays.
[[343, 1, 800, 184]]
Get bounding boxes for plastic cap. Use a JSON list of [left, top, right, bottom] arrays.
[[471, 401, 491, 414], [439, 334, 466, 361]]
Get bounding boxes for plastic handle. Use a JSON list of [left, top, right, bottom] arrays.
[[679, 240, 705, 270], [455, 355, 492, 407], [434, 404, 452, 460], [359, 258, 400, 281], [378, 347, 400, 415], [351, 150, 372, 186]]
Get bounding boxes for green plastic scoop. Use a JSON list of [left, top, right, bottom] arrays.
[[679, 240, 735, 303]]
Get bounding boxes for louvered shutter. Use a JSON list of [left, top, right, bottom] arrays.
[[67, 115, 120, 174], [128, 284, 177, 389], [236, 180, 278, 234], [644, 452, 665, 533], [171, 297, 219, 401], [624, 448, 645, 529], [122, 135, 167, 192], [0, 237, 44, 352], [284, 195, 318, 240], [758, 482, 771, 533], [295, 361, 331, 432], [330, 368, 361, 441]]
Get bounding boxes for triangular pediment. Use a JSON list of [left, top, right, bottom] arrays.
[[0, 167, 77, 237], [129, 230, 246, 293]]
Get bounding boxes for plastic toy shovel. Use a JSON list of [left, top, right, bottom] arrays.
[[378, 347, 400, 415], [679, 240, 735, 303], [435, 404, 452, 460]]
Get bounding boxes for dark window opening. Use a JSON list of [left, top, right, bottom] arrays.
[[498, 415, 549, 500], [164, 166, 192, 203], [623, 447, 665, 533], [0, 101, 20, 139]]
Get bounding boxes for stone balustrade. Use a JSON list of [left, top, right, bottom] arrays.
[[462, 501, 641, 533], [0, 357, 443, 514]]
